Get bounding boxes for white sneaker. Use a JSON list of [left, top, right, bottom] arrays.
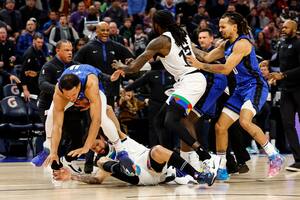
[[174, 174, 198, 185], [188, 151, 202, 171], [61, 157, 83, 174], [180, 151, 202, 171], [202, 154, 221, 179]]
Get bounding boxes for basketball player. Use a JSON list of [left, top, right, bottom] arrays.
[[42, 64, 137, 176], [112, 10, 220, 177], [186, 12, 284, 180], [53, 130, 216, 186]]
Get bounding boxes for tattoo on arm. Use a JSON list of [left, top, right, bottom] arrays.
[[192, 46, 207, 62], [71, 174, 102, 184], [202, 63, 226, 74]]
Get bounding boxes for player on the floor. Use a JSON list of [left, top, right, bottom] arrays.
[[53, 130, 216, 186], [186, 12, 284, 180], [42, 64, 137, 176]]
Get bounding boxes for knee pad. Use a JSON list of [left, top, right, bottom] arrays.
[[149, 148, 166, 173]]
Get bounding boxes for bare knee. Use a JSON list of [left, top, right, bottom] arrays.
[[150, 145, 165, 160], [239, 118, 252, 131], [215, 121, 227, 135]]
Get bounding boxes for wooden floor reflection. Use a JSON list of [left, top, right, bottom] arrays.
[[0, 155, 299, 200]]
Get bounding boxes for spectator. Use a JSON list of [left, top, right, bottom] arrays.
[[259, 10, 270, 29], [69, 1, 88, 32], [133, 24, 148, 57], [256, 31, 272, 59], [49, 14, 79, 48], [193, 3, 209, 26], [42, 10, 59, 40], [16, 18, 38, 58], [0, 0, 22, 38], [118, 89, 147, 135], [74, 37, 88, 56], [119, 18, 134, 48], [0, 26, 16, 76], [162, 0, 176, 17], [78, 5, 100, 39], [247, 7, 260, 35], [19, 0, 42, 28], [103, 0, 127, 27], [20, 33, 46, 101], [109, 21, 125, 45]]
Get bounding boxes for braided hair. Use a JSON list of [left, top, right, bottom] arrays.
[[221, 12, 251, 36], [152, 10, 188, 47]]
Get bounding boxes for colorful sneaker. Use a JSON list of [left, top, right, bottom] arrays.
[[216, 168, 229, 181], [202, 154, 221, 180], [31, 148, 50, 167], [268, 154, 284, 177], [194, 171, 216, 186], [116, 150, 138, 176]]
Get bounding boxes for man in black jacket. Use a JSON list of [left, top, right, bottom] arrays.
[[21, 33, 46, 101], [270, 20, 300, 172], [74, 21, 134, 106]]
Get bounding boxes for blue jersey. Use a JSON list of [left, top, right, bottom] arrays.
[[224, 35, 266, 88], [59, 64, 105, 100]]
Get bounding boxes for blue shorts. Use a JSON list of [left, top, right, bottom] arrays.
[[193, 74, 227, 118], [224, 82, 268, 114]]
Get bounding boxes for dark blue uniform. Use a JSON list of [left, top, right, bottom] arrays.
[[193, 72, 227, 117], [59, 64, 105, 100], [224, 35, 268, 114]]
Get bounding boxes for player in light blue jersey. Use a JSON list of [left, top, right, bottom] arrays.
[[187, 12, 284, 180]]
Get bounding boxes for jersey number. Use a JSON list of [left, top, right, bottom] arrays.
[[178, 43, 192, 67]]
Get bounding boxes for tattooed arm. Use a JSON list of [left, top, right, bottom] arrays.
[[112, 36, 171, 74], [71, 174, 103, 184], [53, 167, 110, 184], [187, 39, 251, 75]]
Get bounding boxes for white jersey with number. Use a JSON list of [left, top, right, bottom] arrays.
[[159, 31, 198, 81]]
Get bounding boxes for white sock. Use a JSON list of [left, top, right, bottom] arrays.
[[217, 152, 227, 169], [43, 138, 51, 150], [112, 138, 125, 153], [262, 141, 277, 157]]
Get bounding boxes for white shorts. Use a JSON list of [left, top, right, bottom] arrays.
[[121, 137, 167, 185], [166, 72, 206, 114]]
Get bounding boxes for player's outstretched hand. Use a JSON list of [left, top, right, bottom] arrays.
[[112, 60, 128, 70], [53, 167, 71, 181], [44, 153, 59, 167], [68, 147, 89, 158]]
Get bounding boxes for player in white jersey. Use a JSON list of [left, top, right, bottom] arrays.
[[112, 10, 220, 177], [53, 130, 216, 186]]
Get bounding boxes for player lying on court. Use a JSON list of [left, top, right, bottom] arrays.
[[53, 130, 216, 186]]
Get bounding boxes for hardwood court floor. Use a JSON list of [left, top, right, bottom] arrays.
[[0, 155, 299, 200]]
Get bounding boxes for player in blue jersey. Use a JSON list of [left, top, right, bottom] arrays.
[[43, 64, 138, 177], [187, 12, 284, 180]]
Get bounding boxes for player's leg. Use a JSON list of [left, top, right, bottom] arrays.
[[98, 90, 137, 175], [149, 145, 216, 186]]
